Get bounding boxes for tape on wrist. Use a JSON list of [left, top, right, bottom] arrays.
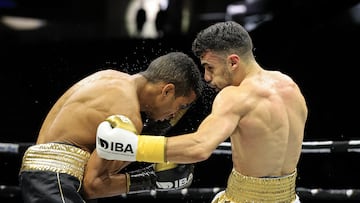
[[136, 135, 166, 163]]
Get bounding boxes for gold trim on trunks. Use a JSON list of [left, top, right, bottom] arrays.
[[20, 143, 91, 182], [222, 168, 297, 203]]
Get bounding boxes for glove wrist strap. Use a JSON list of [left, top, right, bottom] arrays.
[[136, 136, 166, 163]]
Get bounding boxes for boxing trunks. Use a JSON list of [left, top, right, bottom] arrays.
[[19, 143, 91, 203], [211, 168, 299, 203]]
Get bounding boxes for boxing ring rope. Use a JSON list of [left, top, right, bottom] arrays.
[[1, 140, 360, 200], [115, 187, 360, 201], [3, 140, 360, 155], [215, 140, 360, 155]]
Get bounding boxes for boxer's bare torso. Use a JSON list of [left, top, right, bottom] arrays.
[[36, 70, 143, 153], [229, 69, 307, 177]]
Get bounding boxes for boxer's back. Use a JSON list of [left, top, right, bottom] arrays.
[[36, 70, 138, 152], [231, 70, 307, 177]]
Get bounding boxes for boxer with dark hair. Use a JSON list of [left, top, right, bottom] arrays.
[[96, 21, 308, 203], [19, 52, 203, 202]]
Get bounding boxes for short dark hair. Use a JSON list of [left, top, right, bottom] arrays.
[[192, 21, 253, 60], [140, 52, 203, 98]]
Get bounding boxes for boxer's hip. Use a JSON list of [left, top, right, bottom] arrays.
[[20, 142, 91, 182], [213, 168, 297, 203]]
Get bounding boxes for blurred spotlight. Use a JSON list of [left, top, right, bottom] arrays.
[[1, 16, 46, 30], [349, 2, 360, 24], [126, 0, 168, 38], [225, 0, 273, 31]]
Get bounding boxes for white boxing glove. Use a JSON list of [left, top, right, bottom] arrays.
[[96, 115, 167, 163], [96, 115, 139, 161]]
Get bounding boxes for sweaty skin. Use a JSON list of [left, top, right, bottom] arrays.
[[165, 52, 308, 177], [37, 70, 143, 151], [36, 69, 196, 199]]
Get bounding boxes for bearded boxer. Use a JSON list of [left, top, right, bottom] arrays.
[[96, 21, 307, 203], [19, 52, 203, 203]]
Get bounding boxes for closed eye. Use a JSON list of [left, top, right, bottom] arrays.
[[204, 65, 214, 73], [180, 103, 192, 110]]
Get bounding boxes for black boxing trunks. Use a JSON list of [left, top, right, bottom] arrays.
[[19, 143, 91, 203], [211, 168, 299, 203]]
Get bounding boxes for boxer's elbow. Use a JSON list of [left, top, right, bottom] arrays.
[[82, 179, 97, 199], [191, 146, 213, 162], [82, 176, 103, 199], [185, 138, 214, 162]]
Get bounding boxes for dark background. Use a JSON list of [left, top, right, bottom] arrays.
[[1, 0, 360, 202]]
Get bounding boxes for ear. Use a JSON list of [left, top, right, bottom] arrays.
[[228, 54, 240, 70], [161, 83, 175, 97]]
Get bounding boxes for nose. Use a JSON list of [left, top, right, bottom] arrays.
[[204, 70, 212, 82]]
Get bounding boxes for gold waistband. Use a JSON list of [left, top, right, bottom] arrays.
[[225, 169, 297, 203], [20, 143, 91, 182]]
